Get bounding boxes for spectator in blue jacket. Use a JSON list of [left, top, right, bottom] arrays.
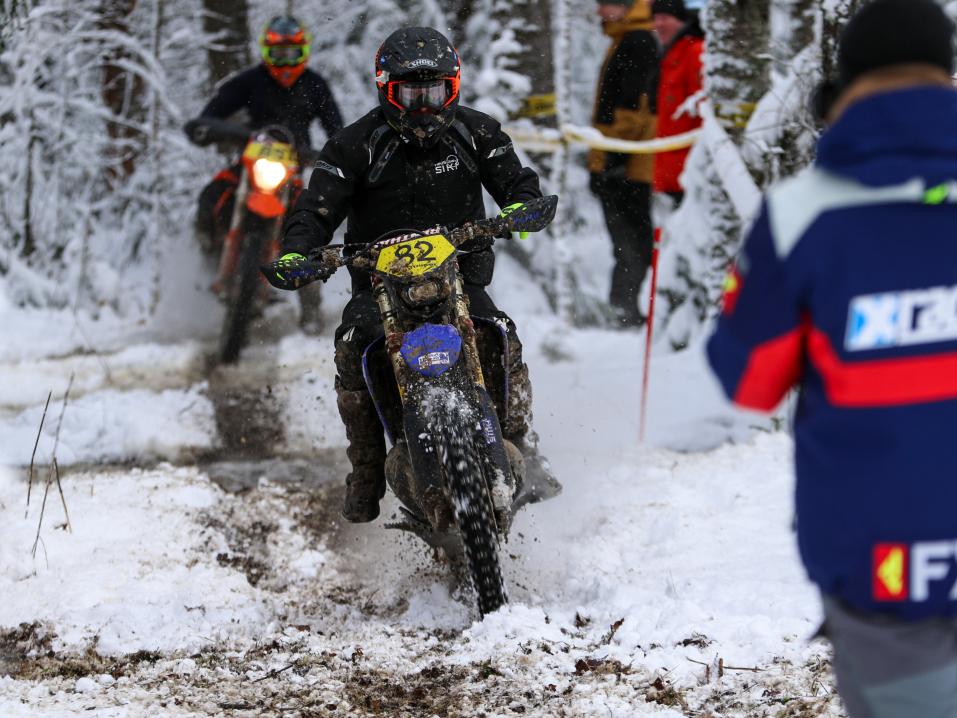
[[707, 1, 957, 716]]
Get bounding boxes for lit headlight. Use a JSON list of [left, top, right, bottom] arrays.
[[251, 158, 287, 192], [402, 279, 448, 307]]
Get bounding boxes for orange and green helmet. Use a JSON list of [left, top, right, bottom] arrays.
[[259, 15, 311, 88]]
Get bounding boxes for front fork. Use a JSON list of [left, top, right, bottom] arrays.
[[212, 169, 285, 295], [376, 273, 511, 534], [372, 274, 487, 403]]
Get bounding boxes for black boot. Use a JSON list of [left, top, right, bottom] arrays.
[[502, 348, 562, 506], [336, 381, 386, 523], [298, 282, 324, 336]]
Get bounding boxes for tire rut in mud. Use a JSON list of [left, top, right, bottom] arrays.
[[206, 374, 284, 462]]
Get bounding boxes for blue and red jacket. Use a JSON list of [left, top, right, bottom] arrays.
[[708, 86, 957, 620]]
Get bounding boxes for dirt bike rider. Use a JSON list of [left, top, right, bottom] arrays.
[[184, 15, 343, 257], [278, 27, 554, 523]]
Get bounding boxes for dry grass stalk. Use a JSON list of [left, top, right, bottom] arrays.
[[28, 374, 76, 550], [26, 390, 53, 516], [53, 459, 72, 533], [31, 464, 55, 558], [51, 373, 75, 457]]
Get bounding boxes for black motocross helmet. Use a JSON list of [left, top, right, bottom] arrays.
[[375, 27, 461, 148]]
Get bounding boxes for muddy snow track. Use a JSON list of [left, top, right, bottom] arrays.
[[0, 461, 843, 718], [0, 470, 840, 718], [0, 316, 844, 716]]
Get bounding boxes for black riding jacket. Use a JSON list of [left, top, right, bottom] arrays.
[[199, 65, 343, 148], [282, 106, 542, 290]]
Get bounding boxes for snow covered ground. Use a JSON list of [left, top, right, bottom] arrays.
[[0, 255, 840, 717]]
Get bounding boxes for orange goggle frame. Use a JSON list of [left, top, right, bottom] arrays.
[[380, 75, 460, 112]]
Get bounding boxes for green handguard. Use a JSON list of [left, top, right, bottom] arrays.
[[272, 252, 307, 282], [260, 252, 307, 291], [500, 202, 530, 240]]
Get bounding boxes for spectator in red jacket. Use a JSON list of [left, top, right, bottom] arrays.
[[651, 0, 704, 204]]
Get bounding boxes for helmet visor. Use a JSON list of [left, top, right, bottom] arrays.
[[264, 44, 306, 66], [388, 78, 458, 111]]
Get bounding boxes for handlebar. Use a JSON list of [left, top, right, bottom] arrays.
[[261, 194, 559, 291], [184, 118, 319, 164], [184, 117, 252, 147]]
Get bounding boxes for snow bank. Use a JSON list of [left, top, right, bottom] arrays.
[[0, 385, 216, 467], [0, 466, 269, 655]]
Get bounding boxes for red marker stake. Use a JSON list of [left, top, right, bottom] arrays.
[[639, 228, 662, 443]]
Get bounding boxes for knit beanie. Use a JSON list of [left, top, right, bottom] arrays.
[[652, 0, 688, 21], [838, 0, 955, 87]]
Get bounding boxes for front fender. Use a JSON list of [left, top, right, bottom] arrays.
[[246, 190, 286, 218]]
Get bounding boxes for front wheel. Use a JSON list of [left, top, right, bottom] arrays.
[[219, 217, 270, 363], [437, 418, 507, 615]]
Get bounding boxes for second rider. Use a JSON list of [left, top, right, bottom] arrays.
[[279, 27, 550, 523]]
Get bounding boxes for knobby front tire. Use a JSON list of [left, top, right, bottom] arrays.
[[438, 420, 507, 616], [219, 221, 266, 364]]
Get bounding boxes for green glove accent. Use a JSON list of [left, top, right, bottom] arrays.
[[500, 202, 529, 240], [273, 252, 306, 281]]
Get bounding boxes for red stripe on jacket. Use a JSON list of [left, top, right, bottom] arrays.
[[733, 323, 806, 411], [808, 329, 957, 407]]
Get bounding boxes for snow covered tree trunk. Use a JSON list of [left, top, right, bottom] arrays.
[[508, 0, 556, 127], [0, 0, 28, 55], [142, 0, 164, 296], [779, 0, 815, 66], [821, 0, 869, 87], [743, 0, 818, 187], [652, 0, 887, 348], [449, 0, 476, 31], [547, 0, 580, 325], [704, 0, 771, 144], [202, 0, 249, 90], [653, 0, 773, 348], [22, 118, 37, 259], [99, 0, 146, 186]]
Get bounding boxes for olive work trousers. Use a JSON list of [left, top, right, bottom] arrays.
[[591, 174, 654, 321], [332, 285, 534, 476]]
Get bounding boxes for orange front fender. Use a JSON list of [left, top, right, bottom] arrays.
[[246, 191, 286, 219]]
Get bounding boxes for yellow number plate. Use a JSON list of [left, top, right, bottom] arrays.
[[243, 141, 298, 167], [376, 234, 455, 278]]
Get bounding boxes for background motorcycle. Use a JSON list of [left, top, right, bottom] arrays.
[[186, 118, 320, 363], [262, 196, 559, 615]]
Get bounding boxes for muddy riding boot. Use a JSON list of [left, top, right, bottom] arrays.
[[298, 283, 324, 336], [336, 381, 387, 523], [503, 358, 563, 507]]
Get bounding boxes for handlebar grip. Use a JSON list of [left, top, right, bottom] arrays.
[[261, 256, 333, 290], [505, 195, 558, 234], [184, 117, 252, 147]]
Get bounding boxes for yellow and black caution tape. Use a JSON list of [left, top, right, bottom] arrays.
[[516, 93, 558, 119], [507, 123, 700, 155], [713, 101, 757, 130]]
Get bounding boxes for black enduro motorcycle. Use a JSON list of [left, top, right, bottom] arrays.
[[262, 196, 560, 615]]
